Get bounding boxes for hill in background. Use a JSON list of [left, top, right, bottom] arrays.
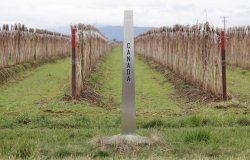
[[98, 26, 152, 41], [49, 26, 152, 41]]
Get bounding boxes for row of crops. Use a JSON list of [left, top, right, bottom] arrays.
[[135, 23, 250, 99], [0, 24, 70, 69]]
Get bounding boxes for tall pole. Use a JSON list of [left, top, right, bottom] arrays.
[[222, 16, 226, 33], [71, 27, 77, 98], [122, 10, 135, 135], [221, 16, 227, 100]]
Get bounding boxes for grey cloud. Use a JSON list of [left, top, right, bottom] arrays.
[[172, 4, 197, 11], [0, 0, 249, 28]]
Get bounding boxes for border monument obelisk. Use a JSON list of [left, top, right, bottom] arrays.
[[100, 11, 151, 145], [122, 10, 136, 135]]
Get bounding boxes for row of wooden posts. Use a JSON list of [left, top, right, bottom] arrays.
[[70, 23, 250, 100], [135, 23, 227, 99], [0, 23, 112, 99], [0, 24, 70, 69], [2, 23, 248, 100], [227, 26, 250, 69], [71, 24, 112, 97]]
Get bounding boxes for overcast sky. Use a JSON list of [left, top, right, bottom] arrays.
[[0, 0, 250, 29]]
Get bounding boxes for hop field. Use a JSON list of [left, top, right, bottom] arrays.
[[0, 47, 249, 159]]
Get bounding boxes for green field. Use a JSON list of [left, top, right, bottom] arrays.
[[0, 47, 249, 159]]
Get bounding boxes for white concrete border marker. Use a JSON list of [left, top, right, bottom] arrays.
[[97, 11, 152, 146], [122, 10, 136, 135]]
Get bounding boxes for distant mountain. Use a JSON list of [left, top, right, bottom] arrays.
[[49, 25, 152, 41], [48, 26, 71, 35], [98, 26, 152, 41]]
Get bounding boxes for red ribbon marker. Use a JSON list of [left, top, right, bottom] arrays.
[[71, 28, 76, 49]]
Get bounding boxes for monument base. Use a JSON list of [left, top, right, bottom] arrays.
[[101, 134, 151, 146]]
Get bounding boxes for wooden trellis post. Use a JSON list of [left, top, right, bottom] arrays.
[[221, 30, 227, 100]]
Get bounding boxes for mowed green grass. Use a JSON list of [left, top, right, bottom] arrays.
[[0, 58, 70, 113], [0, 47, 249, 159], [227, 66, 250, 103]]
